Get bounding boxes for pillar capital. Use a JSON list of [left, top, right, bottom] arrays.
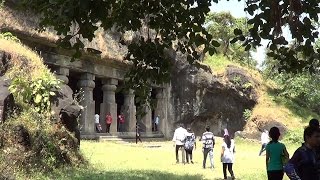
[[78, 79, 95, 89], [102, 84, 117, 92], [102, 78, 118, 86], [53, 67, 69, 84]]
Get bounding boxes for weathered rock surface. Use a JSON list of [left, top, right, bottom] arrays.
[[170, 53, 258, 137], [0, 51, 14, 123], [51, 84, 81, 145]]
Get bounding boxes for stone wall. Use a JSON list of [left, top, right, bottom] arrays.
[[168, 52, 258, 137]]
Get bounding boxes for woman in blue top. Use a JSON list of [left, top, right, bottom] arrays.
[[266, 127, 289, 180]]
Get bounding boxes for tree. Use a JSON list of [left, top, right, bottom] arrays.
[[12, 0, 320, 104], [205, 12, 256, 68]]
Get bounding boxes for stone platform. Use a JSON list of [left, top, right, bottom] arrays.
[[81, 132, 165, 142]]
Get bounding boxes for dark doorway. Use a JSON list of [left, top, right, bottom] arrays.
[[93, 78, 103, 115], [151, 88, 157, 132], [68, 71, 81, 97]]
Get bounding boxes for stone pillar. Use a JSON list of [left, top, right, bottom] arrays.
[[77, 73, 95, 134], [141, 101, 152, 133], [155, 88, 166, 134], [100, 79, 118, 133], [123, 89, 136, 132], [54, 67, 69, 84]]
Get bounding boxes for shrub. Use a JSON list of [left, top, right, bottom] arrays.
[[243, 109, 252, 120]]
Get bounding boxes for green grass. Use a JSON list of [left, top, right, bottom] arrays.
[[21, 138, 301, 180]]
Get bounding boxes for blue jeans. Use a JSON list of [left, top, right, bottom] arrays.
[[203, 148, 214, 168]]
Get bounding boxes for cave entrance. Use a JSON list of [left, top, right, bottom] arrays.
[[93, 78, 103, 115], [151, 88, 157, 132], [68, 71, 81, 98], [115, 81, 124, 132]]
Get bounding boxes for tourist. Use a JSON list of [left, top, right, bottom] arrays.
[[202, 126, 215, 169], [284, 126, 320, 180], [172, 124, 187, 164], [154, 115, 160, 132], [118, 112, 125, 132], [106, 112, 112, 133], [94, 113, 102, 133], [136, 121, 142, 143], [221, 135, 235, 180], [184, 128, 196, 164], [309, 118, 319, 128], [266, 127, 289, 180], [259, 129, 269, 156]]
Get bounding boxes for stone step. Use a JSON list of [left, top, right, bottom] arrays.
[[98, 137, 166, 142], [81, 131, 165, 140]]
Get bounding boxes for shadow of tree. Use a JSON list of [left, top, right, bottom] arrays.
[[50, 168, 204, 180]]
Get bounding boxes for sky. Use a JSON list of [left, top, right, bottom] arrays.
[[209, 0, 267, 68]]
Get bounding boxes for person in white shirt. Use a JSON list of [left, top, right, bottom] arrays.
[[95, 114, 101, 133], [221, 135, 236, 180], [172, 124, 187, 164], [259, 129, 269, 156]]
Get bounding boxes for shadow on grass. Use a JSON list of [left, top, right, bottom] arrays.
[[50, 168, 204, 180]]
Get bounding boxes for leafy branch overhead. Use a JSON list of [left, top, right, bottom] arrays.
[[233, 0, 320, 73], [17, 0, 320, 101]]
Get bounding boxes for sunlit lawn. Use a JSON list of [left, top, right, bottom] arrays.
[[31, 138, 299, 180]]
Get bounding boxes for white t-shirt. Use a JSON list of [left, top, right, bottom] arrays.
[[95, 114, 100, 124], [222, 140, 235, 163], [261, 132, 269, 144], [172, 127, 187, 145]]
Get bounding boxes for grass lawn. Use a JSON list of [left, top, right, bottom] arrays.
[[28, 138, 300, 180]]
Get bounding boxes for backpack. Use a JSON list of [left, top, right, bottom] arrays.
[[184, 134, 195, 150]]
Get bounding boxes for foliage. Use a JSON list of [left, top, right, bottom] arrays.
[[262, 50, 320, 114], [205, 12, 257, 68], [0, 34, 61, 113], [16, 0, 320, 106], [283, 129, 304, 145], [0, 109, 83, 178], [234, 0, 320, 73], [243, 109, 252, 121], [0, 35, 83, 179], [0, 32, 20, 42]]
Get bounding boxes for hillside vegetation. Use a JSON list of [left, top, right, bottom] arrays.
[[0, 35, 83, 179], [204, 54, 320, 142]]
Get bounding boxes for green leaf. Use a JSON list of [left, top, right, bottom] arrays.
[[34, 94, 42, 104], [211, 40, 220, 47], [234, 28, 242, 35]]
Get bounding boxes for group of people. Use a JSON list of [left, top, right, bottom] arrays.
[[94, 113, 161, 134], [172, 124, 236, 180], [258, 118, 320, 180], [94, 112, 125, 133]]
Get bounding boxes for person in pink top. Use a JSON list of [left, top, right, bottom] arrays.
[[118, 113, 125, 132], [106, 112, 112, 133]]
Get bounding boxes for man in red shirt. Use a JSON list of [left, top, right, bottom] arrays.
[[106, 112, 112, 133], [118, 113, 125, 132]]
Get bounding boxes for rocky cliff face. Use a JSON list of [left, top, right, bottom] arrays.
[[170, 53, 258, 137]]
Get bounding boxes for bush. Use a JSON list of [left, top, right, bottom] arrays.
[[283, 128, 304, 145], [243, 109, 252, 121]]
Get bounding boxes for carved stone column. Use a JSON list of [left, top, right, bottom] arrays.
[[77, 73, 95, 134], [123, 89, 136, 132], [155, 88, 166, 134], [141, 100, 152, 133], [100, 79, 118, 133]]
